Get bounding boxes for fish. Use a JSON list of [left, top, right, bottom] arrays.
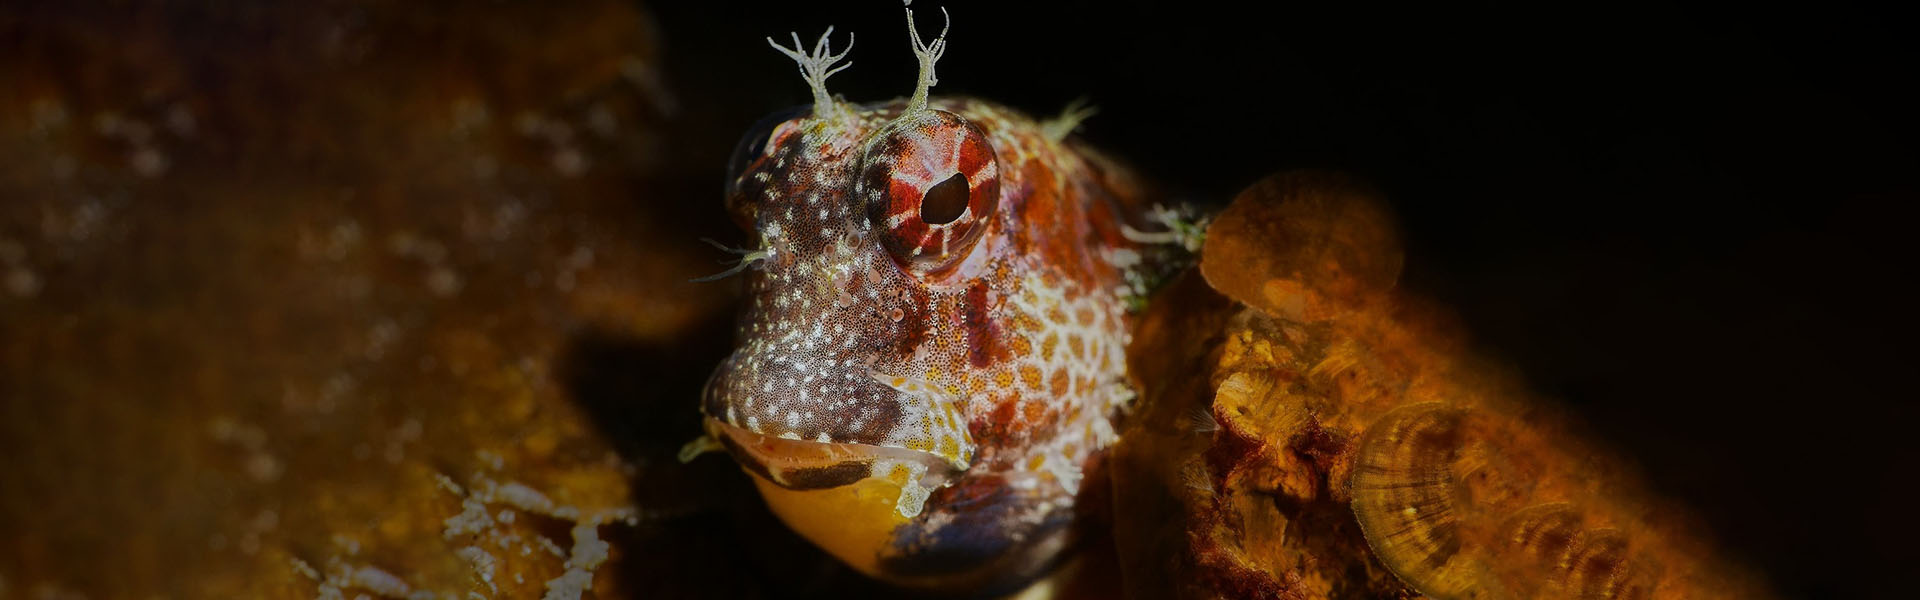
[[687, 6, 1185, 593]]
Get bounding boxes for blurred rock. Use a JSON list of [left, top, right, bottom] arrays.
[[0, 3, 763, 598]]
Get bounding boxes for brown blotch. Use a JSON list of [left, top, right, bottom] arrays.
[[1022, 399, 1047, 424], [977, 392, 1026, 444], [962, 280, 1006, 369], [1048, 368, 1070, 397], [1564, 531, 1635, 598], [891, 291, 932, 357]]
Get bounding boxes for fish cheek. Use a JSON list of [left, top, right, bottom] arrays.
[[961, 280, 1007, 370]]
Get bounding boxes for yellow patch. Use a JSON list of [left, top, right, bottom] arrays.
[[1019, 365, 1043, 389], [1009, 335, 1033, 358]]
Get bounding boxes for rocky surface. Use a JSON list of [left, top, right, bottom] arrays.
[[0, 3, 802, 598]]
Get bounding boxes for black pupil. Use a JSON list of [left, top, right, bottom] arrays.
[[921, 173, 970, 225]]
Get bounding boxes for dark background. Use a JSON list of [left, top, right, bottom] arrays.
[[651, 2, 1915, 597]]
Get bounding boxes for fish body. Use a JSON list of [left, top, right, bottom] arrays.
[[702, 91, 1162, 591]]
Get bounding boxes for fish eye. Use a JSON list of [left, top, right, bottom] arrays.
[[723, 106, 810, 230], [724, 105, 810, 196], [858, 110, 1001, 276]]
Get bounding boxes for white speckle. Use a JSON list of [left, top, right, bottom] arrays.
[[166, 103, 197, 137], [426, 267, 462, 296], [94, 111, 124, 135], [290, 557, 321, 581], [350, 566, 411, 597], [553, 148, 588, 177], [325, 221, 362, 260], [252, 509, 280, 532], [586, 104, 618, 138], [28, 100, 68, 135], [395, 418, 424, 442], [515, 112, 547, 136], [332, 534, 362, 556], [566, 246, 595, 269], [539, 522, 613, 600], [130, 146, 169, 177], [442, 496, 495, 539], [5, 268, 40, 298], [457, 546, 500, 593], [245, 452, 282, 482], [495, 481, 556, 514], [49, 155, 76, 179]]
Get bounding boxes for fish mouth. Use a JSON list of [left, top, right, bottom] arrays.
[[704, 417, 961, 492], [702, 348, 979, 478]]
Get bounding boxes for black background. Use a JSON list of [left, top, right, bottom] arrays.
[[651, 2, 1916, 597]]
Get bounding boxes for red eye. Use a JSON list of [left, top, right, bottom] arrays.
[[859, 110, 1001, 275]]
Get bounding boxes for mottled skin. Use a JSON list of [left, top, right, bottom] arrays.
[[702, 95, 1159, 590]]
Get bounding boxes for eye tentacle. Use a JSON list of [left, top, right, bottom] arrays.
[[904, 5, 950, 113], [1040, 97, 1100, 142], [767, 26, 855, 120]]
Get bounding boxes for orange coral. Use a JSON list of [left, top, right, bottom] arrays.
[[1112, 172, 1769, 599]]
